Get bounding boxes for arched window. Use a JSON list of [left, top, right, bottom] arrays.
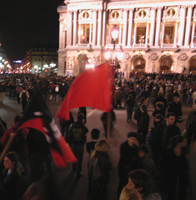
[[160, 56, 173, 72], [189, 57, 196, 73]]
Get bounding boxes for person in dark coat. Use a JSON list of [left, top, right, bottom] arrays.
[[117, 132, 138, 198], [125, 94, 136, 123], [86, 128, 100, 157], [168, 96, 182, 124], [137, 105, 150, 144], [154, 92, 167, 112], [1, 152, 22, 200], [161, 112, 181, 153], [59, 111, 74, 142], [88, 140, 112, 200], [147, 114, 164, 169], [186, 105, 196, 145], [164, 135, 188, 200], [100, 109, 116, 139], [78, 107, 87, 124], [68, 114, 88, 178]]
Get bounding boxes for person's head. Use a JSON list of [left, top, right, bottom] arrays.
[[127, 132, 137, 146], [173, 96, 179, 103], [169, 135, 185, 149], [91, 128, 100, 140], [22, 86, 26, 90], [77, 113, 85, 124], [119, 187, 142, 200], [156, 103, 163, 110], [95, 139, 108, 152], [126, 169, 152, 197], [14, 115, 20, 124], [4, 152, 18, 170], [166, 112, 175, 126], [140, 104, 147, 113], [140, 97, 146, 105], [138, 145, 148, 158], [155, 114, 163, 122]]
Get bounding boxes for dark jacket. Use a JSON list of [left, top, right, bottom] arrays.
[[89, 151, 112, 183], [1, 168, 22, 200], [138, 112, 150, 136], [68, 122, 88, 145], [118, 141, 138, 178], [168, 101, 182, 119], [161, 122, 181, 152]]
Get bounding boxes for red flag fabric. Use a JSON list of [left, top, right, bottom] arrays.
[[14, 86, 77, 168], [16, 118, 77, 168], [56, 63, 113, 121]]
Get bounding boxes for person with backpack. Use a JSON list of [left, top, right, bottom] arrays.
[[88, 139, 112, 200], [68, 114, 88, 178], [19, 86, 29, 111]]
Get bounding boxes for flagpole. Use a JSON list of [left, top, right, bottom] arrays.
[[0, 133, 16, 163], [107, 112, 111, 144]]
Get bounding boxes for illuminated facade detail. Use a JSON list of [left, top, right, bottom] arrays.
[[57, 0, 196, 77]]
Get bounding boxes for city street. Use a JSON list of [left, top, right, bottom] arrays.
[[0, 95, 193, 200]]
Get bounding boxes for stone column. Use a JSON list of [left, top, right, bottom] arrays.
[[73, 11, 77, 46], [93, 10, 97, 46], [178, 6, 186, 46], [149, 7, 156, 46], [127, 8, 134, 46], [191, 21, 196, 47], [161, 23, 165, 46], [102, 9, 106, 46], [89, 24, 92, 44], [185, 5, 194, 46], [133, 23, 137, 45], [155, 7, 162, 46], [78, 24, 81, 44], [174, 22, 179, 45], [67, 11, 73, 46], [145, 23, 149, 46], [59, 19, 64, 49], [97, 10, 102, 46], [122, 9, 128, 46], [119, 24, 122, 45]]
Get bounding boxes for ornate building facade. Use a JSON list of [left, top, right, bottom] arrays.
[[57, 0, 196, 77]]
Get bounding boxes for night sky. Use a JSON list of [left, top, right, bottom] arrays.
[[0, 0, 64, 63]]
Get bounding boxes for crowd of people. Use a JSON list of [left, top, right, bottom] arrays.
[[0, 72, 196, 200]]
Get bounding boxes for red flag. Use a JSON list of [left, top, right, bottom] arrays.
[[14, 86, 77, 168], [56, 63, 113, 121]]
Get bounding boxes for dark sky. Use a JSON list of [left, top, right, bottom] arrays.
[[0, 0, 64, 63]]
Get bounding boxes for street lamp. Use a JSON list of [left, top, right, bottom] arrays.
[[104, 25, 123, 69]]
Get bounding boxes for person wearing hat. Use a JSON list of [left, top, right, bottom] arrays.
[[117, 132, 138, 198]]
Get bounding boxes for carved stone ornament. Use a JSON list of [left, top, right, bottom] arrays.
[[124, 52, 130, 60], [150, 53, 158, 61], [178, 53, 188, 61]]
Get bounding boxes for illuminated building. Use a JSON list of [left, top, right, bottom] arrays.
[[57, 0, 196, 77], [22, 43, 58, 74]]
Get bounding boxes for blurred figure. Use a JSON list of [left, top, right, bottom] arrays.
[[1, 152, 22, 200], [186, 105, 196, 145], [119, 187, 142, 200], [164, 135, 188, 200], [68, 114, 88, 178], [117, 132, 138, 198], [100, 109, 116, 139], [88, 140, 112, 200], [19, 86, 29, 111], [114, 87, 123, 109], [126, 169, 161, 200], [59, 111, 74, 142]]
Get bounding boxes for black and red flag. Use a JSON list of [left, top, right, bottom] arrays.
[[13, 86, 76, 168]]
